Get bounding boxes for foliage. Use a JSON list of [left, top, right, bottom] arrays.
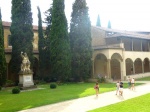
[[10, 0, 33, 76], [98, 77, 106, 83], [5, 80, 14, 87], [0, 86, 1, 91], [50, 83, 57, 89], [70, 0, 92, 81], [0, 8, 7, 86], [96, 14, 101, 27], [37, 6, 50, 79], [12, 87, 20, 94], [107, 20, 111, 28], [44, 4, 53, 37], [50, 0, 71, 82]]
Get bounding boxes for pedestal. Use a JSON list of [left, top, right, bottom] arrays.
[[19, 71, 36, 89]]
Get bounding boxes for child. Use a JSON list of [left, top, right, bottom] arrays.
[[94, 82, 99, 96]]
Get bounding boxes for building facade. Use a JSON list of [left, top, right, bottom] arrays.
[[92, 26, 150, 81], [3, 21, 150, 82]]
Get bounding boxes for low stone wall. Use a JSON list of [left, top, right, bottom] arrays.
[[125, 72, 150, 80]]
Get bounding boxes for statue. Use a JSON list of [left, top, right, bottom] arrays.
[[20, 52, 31, 73]]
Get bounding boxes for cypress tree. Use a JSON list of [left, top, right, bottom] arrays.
[[10, 0, 33, 79], [0, 8, 7, 86], [44, 5, 53, 38], [70, 0, 92, 81], [50, 0, 71, 82], [37, 6, 50, 80], [107, 20, 111, 28], [96, 14, 101, 27]]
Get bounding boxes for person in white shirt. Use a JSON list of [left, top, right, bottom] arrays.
[[131, 78, 135, 90], [116, 80, 120, 95], [127, 76, 131, 89]]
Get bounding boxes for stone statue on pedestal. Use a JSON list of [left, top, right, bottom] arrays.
[[20, 52, 31, 73], [19, 52, 35, 89]]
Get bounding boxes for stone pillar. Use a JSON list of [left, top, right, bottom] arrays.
[[121, 59, 126, 80], [142, 61, 144, 73], [132, 64, 135, 74], [107, 59, 111, 78]]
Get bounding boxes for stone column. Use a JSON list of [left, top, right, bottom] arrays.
[[107, 59, 111, 78], [121, 59, 126, 80], [132, 63, 135, 74], [142, 61, 144, 73]]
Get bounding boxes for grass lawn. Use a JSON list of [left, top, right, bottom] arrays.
[[88, 93, 150, 112], [0, 82, 142, 112], [136, 76, 150, 81]]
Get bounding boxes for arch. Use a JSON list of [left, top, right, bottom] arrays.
[[143, 58, 150, 72], [110, 53, 122, 80], [111, 53, 123, 61], [125, 58, 133, 75], [94, 53, 107, 78], [111, 59, 121, 80], [134, 58, 142, 74]]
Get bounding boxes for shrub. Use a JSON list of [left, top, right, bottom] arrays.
[[98, 77, 106, 83], [12, 87, 20, 94], [50, 83, 57, 89], [0, 86, 1, 91], [5, 80, 14, 87]]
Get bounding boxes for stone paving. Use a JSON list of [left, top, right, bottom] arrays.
[[19, 81, 150, 112]]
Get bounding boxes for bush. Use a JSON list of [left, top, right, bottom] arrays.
[[50, 83, 57, 89], [12, 87, 20, 94], [5, 80, 14, 87], [0, 86, 1, 91], [98, 77, 106, 83]]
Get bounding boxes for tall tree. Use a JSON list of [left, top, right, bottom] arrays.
[[10, 0, 33, 80], [50, 0, 71, 82], [107, 20, 111, 28], [37, 6, 50, 81], [70, 0, 92, 81], [44, 5, 53, 38], [0, 8, 7, 86], [96, 14, 101, 27]]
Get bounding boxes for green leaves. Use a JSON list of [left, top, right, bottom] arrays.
[[70, 0, 92, 81], [0, 15, 7, 86], [10, 0, 33, 74], [50, 0, 71, 82]]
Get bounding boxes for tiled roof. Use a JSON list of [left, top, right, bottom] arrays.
[[92, 26, 150, 40], [2, 21, 46, 30]]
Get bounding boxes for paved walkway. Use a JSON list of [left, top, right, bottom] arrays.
[[19, 81, 150, 112]]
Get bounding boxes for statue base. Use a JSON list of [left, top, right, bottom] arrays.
[[18, 71, 36, 90]]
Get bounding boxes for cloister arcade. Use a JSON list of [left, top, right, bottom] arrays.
[[93, 49, 150, 80]]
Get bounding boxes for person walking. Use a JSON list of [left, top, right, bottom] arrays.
[[127, 76, 131, 89], [119, 80, 123, 96], [131, 78, 135, 90], [94, 82, 99, 96], [116, 80, 120, 95]]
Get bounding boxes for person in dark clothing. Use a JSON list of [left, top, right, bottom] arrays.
[[119, 80, 123, 96]]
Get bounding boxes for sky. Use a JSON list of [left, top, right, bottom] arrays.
[[0, 0, 150, 31]]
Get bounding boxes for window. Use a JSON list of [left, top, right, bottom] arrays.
[[8, 35, 12, 47]]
